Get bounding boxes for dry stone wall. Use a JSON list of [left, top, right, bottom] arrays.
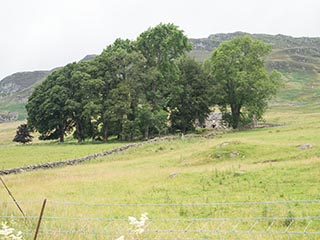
[[0, 136, 177, 176]]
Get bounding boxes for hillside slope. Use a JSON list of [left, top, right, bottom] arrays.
[[189, 32, 320, 104], [1, 105, 320, 238], [0, 55, 96, 121], [0, 71, 50, 103], [0, 71, 50, 121], [1, 34, 319, 120]]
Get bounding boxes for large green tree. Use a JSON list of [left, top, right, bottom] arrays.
[[135, 23, 194, 137], [94, 39, 147, 141], [136, 23, 192, 109], [67, 61, 100, 142], [205, 36, 281, 129], [26, 65, 76, 142], [27, 61, 101, 143], [169, 56, 211, 133]]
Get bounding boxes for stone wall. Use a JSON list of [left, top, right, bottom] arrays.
[[0, 136, 177, 176]]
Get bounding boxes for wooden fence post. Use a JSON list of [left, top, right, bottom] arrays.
[[33, 199, 47, 240]]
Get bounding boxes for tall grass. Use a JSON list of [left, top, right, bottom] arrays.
[[0, 105, 319, 239]]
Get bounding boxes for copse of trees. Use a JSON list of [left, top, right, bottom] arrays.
[[27, 23, 211, 142], [26, 24, 281, 143]]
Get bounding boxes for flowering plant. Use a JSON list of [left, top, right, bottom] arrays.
[[115, 213, 149, 240], [0, 222, 23, 240]]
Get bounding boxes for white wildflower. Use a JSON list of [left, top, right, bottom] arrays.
[[0, 222, 23, 240], [128, 213, 148, 235], [128, 216, 138, 225], [115, 213, 149, 240]]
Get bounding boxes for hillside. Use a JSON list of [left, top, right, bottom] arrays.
[[0, 71, 50, 121], [0, 105, 320, 238], [0, 33, 319, 121], [189, 32, 320, 104], [0, 55, 96, 122], [0, 71, 50, 103]]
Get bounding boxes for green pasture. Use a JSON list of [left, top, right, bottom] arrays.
[[0, 103, 27, 120], [0, 104, 319, 202], [0, 121, 124, 169], [0, 104, 319, 239]]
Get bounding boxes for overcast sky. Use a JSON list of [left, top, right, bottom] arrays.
[[1, 0, 319, 80]]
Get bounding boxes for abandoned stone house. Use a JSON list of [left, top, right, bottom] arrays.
[[199, 112, 226, 129], [200, 112, 260, 129]]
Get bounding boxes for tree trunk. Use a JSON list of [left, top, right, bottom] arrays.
[[231, 104, 241, 129], [252, 114, 258, 128], [103, 124, 108, 143], [59, 133, 64, 143], [181, 127, 186, 135], [59, 123, 65, 142], [118, 120, 123, 141], [76, 120, 83, 143]]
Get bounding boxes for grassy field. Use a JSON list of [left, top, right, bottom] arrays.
[[0, 121, 124, 169], [0, 103, 28, 120], [0, 105, 319, 239]]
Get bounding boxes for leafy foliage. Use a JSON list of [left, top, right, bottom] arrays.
[[205, 36, 281, 128], [12, 124, 33, 144], [26, 64, 77, 142], [26, 23, 205, 142], [169, 57, 211, 133], [26, 28, 279, 142]]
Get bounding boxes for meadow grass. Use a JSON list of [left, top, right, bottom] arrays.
[[277, 68, 320, 102], [0, 120, 25, 145], [0, 141, 124, 169], [0, 104, 319, 239], [0, 121, 124, 169], [0, 104, 319, 202], [0, 103, 27, 120]]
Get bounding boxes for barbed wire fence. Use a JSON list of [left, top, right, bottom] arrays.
[[0, 199, 319, 239]]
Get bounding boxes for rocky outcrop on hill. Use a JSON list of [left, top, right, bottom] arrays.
[[0, 71, 50, 106], [0, 112, 18, 123], [0, 55, 96, 107], [80, 54, 97, 62], [189, 32, 320, 104], [0, 71, 50, 97], [189, 32, 320, 54]]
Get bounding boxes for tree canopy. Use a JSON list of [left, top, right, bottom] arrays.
[[26, 23, 211, 142], [26, 26, 280, 143], [205, 35, 281, 129], [169, 57, 211, 133], [13, 124, 33, 144]]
